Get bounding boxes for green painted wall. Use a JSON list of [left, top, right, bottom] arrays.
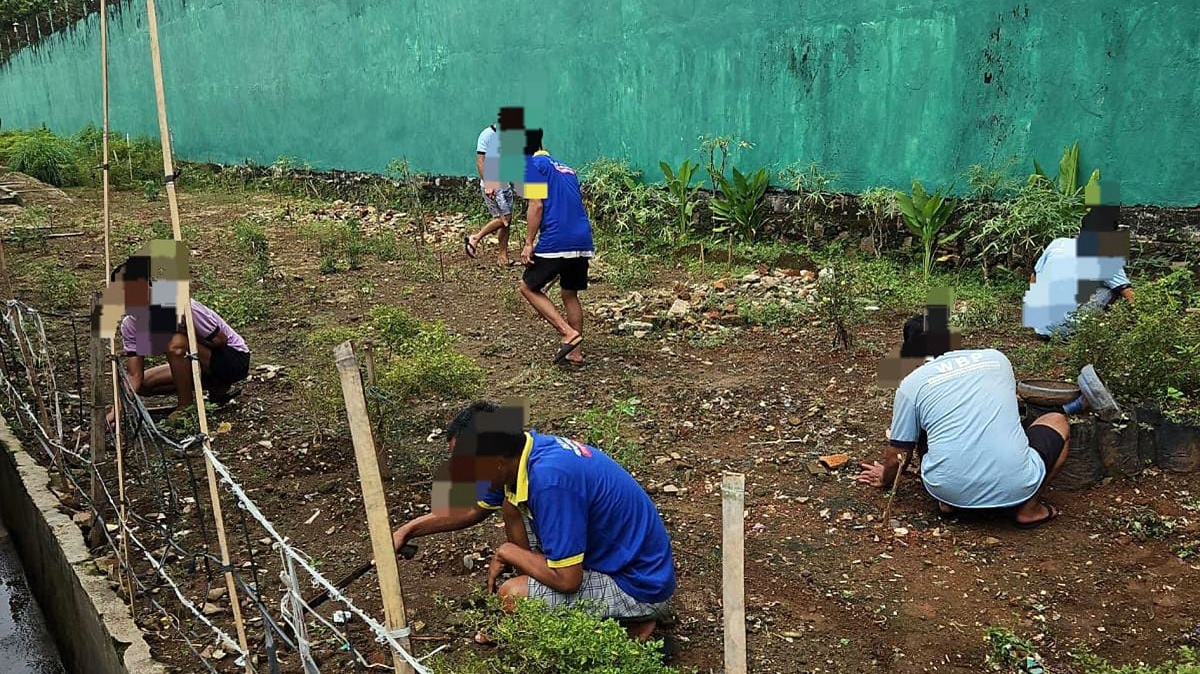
[[1, 1, 1197, 205]]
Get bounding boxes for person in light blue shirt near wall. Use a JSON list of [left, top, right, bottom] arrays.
[[857, 313, 1121, 528], [1024, 202, 1135, 339]]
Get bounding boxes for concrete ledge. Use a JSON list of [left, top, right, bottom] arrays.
[[0, 416, 164, 674]]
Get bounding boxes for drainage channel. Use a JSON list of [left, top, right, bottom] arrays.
[[0, 522, 66, 674]]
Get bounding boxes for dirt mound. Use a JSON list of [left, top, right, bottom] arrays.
[[0, 170, 72, 206]]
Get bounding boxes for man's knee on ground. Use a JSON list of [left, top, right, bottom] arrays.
[[166, 333, 189, 357], [1032, 412, 1069, 440], [498, 576, 528, 612]]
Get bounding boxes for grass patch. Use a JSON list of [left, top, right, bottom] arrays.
[[28, 262, 82, 310], [572, 396, 644, 471], [1074, 648, 1200, 674]]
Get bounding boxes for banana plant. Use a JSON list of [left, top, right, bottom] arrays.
[[660, 159, 701, 244], [896, 179, 957, 280]]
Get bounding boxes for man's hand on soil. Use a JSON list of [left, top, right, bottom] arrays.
[[854, 461, 887, 488], [486, 546, 510, 594]]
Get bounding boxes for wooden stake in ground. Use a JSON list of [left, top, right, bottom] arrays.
[[334, 341, 415, 674], [145, 0, 252, 668], [722, 472, 747, 674]]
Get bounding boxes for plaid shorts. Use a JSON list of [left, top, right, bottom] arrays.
[[481, 184, 514, 218], [522, 519, 669, 621]]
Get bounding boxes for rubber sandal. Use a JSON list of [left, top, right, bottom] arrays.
[[1078, 365, 1122, 421], [936, 504, 959, 521], [463, 235, 479, 259], [1014, 503, 1059, 530], [553, 336, 583, 365], [209, 386, 241, 406]]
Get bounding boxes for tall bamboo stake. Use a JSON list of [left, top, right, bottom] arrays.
[[721, 472, 747, 674], [97, 0, 135, 612], [145, 0, 252, 669]]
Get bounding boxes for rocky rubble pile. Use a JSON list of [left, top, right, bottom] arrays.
[[592, 266, 821, 336], [306, 200, 471, 245]]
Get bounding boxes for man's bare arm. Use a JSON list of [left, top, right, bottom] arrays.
[[495, 542, 583, 594], [392, 505, 492, 550]]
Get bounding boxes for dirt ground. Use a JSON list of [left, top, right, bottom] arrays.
[[7, 185, 1200, 674]]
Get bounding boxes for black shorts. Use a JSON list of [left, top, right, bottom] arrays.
[[203, 347, 251, 390], [1026, 424, 1066, 473], [522, 255, 589, 293]]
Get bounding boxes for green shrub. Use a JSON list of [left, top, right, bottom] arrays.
[[581, 158, 667, 240], [299, 218, 366, 274], [951, 291, 1004, 332], [1065, 269, 1200, 419], [29, 263, 81, 310], [967, 175, 1085, 274], [8, 131, 78, 186], [231, 217, 271, 281], [369, 306, 423, 351], [1074, 647, 1200, 674], [858, 186, 901, 255], [464, 593, 680, 674], [816, 265, 862, 350], [711, 167, 770, 244]]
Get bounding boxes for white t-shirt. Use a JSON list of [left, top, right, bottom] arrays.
[[476, 125, 499, 188]]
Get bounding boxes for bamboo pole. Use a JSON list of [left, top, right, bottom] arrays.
[[88, 296, 107, 549], [100, 0, 111, 277], [721, 472, 747, 674], [333, 341, 414, 674], [144, 0, 253, 668]]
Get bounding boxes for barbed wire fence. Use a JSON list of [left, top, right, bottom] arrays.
[[0, 299, 439, 673]]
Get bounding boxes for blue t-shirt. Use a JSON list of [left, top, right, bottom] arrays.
[[1024, 236, 1131, 336], [523, 153, 595, 256], [890, 349, 1045, 509], [509, 431, 675, 604]]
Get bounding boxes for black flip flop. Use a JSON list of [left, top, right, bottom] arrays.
[[464, 235, 479, 259], [209, 386, 242, 406], [553, 336, 583, 365], [1014, 503, 1059, 530]]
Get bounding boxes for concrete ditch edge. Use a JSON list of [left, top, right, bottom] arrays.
[[0, 416, 164, 674]]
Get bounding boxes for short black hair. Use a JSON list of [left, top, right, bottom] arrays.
[[447, 401, 526, 459], [900, 312, 953, 359], [111, 256, 151, 283], [524, 129, 543, 155], [446, 401, 499, 439]]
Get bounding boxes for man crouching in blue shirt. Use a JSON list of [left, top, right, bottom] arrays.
[[857, 314, 1119, 528], [450, 401, 676, 641]]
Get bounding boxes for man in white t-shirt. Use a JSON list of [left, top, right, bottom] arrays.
[[465, 121, 516, 265]]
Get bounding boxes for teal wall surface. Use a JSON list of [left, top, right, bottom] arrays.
[[0, 1, 1198, 205]]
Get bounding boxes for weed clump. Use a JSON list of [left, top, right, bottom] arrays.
[[433, 592, 682, 674], [1065, 269, 1200, 422]]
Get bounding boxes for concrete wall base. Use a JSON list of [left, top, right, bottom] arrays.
[[0, 416, 164, 674]]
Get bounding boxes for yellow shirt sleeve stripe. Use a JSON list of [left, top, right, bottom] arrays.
[[546, 553, 584, 569], [524, 183, 548, 200], [476, 500, 501, 511]]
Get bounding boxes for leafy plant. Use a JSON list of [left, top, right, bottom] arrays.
[[1034, 141, 1088, 196], [711, 167, 770, 254], [141, 179, 161, 201], [967, 174, 1091, 276], [984, 627, 1043, 673], [967, 161, 1020, 201], [697, 133, 754, 193], [780, 161, 842, 211], [660, 158, 702, 244], [1121, 510, 1177, 541], [896, 179, 958, 280], [817, 265, 862, 350], [458, 592, 681, 674], [858, 187, 901, 256], [231, 217, 271, 282]]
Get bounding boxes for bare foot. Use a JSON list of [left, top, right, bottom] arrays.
[[624, 620, 656, 641]]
